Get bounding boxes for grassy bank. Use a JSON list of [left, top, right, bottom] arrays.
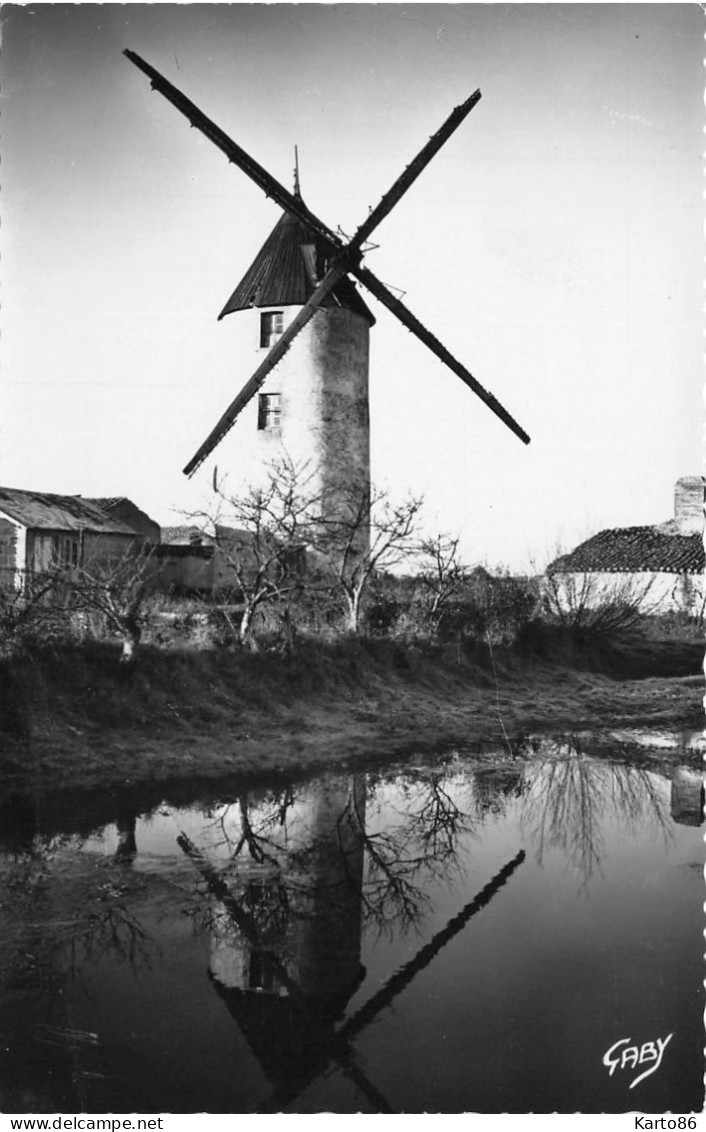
[[1, 625, 702, 797]]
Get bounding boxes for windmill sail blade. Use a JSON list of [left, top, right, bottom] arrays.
[[183, 259, 354, 477], [339, 850, 526, 1043], [257, 849, 526, 1114], [350, 89, 481, 252], [124, 49, 342, 254], [352, 262, 531, 445]]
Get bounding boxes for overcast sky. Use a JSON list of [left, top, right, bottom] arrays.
[[2, 3, 702, 570]]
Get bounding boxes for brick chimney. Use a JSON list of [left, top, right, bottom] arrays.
[[674, 476, 705, 535]]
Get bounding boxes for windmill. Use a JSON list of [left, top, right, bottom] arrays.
[[125, 51, 530, 534]]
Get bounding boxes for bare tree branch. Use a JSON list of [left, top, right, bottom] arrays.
[[311, 483, 424, 633]]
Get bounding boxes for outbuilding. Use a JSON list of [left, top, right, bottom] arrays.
[[546, 477, 705, 616], [0, 488, 153, 591]]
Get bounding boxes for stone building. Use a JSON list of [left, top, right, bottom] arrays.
[[0, 487, 151, 591], [546, 477, 705, 615]]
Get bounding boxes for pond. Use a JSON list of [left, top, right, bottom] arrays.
[[1, 732, 703, 1114]]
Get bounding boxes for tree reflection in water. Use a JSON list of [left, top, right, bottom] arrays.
[[0, 838, 158, 989], [197, 769, 485, 940], [348, 770, 484, 931], [518, 739, 674, 886]]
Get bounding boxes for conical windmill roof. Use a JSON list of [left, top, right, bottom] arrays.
[[218, 205, 375, 325]]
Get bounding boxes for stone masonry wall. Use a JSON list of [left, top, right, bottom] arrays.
[[0, 517, 18, 588]]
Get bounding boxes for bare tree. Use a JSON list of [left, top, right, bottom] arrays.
[[415, 533, 471, 632], [190, 457, 322, 649], [313, 483, 424, 633], [72, 545, 156, 668]]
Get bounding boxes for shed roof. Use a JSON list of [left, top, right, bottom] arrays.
[[0, 488, 136, 535], [548, 526, 705, 576], [85, 496, 131, 511], [218, 206, 375, 325]]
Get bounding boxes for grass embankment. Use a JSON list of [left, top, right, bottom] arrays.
[[1, 626, 702, 797]]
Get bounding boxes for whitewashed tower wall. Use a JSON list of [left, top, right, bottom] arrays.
[[224, 305, 370, 514], [211, 203, 374, 539]]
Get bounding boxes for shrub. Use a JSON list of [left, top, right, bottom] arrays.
[[541, 571, 655, 642], [0, 576, 72, 658], [437, 571, 541, 646]]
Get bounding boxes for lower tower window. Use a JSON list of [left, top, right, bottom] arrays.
[[258, 392, 281, 431]]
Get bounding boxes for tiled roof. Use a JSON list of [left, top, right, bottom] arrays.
[[86, 497, 130, 511], [218, 205, 375, 325], [548, 526, 705, 576], [0, 488, 136, 535]]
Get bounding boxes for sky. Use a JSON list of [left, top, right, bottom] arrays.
[[2, 3, 703, 571]]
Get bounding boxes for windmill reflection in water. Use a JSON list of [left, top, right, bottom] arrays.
[[174, 775, 525, 1113]]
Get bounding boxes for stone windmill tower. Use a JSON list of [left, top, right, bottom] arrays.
[[212, 176, 375, 519], [125, 51, 531, 539]]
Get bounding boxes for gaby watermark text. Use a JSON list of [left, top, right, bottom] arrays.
[[602, 1032, 673, 1089]]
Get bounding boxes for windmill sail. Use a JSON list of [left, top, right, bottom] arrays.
[[125, 49, 531, 462], [182, 87, 489, 475]]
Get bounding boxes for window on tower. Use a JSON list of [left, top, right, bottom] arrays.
[[260, 310, 284, 348], [258, 392, 282, 431]]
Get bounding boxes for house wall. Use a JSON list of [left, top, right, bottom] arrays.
[[547, 570, 705, 616], [82, 533, 137, 569], [153, 545, 215, 593], [0, 517, 19, 589], [24, 530, 138, 580], [211, 547, 242, 594]]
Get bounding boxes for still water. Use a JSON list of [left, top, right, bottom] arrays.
[[1, 734, 703, 1114]]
